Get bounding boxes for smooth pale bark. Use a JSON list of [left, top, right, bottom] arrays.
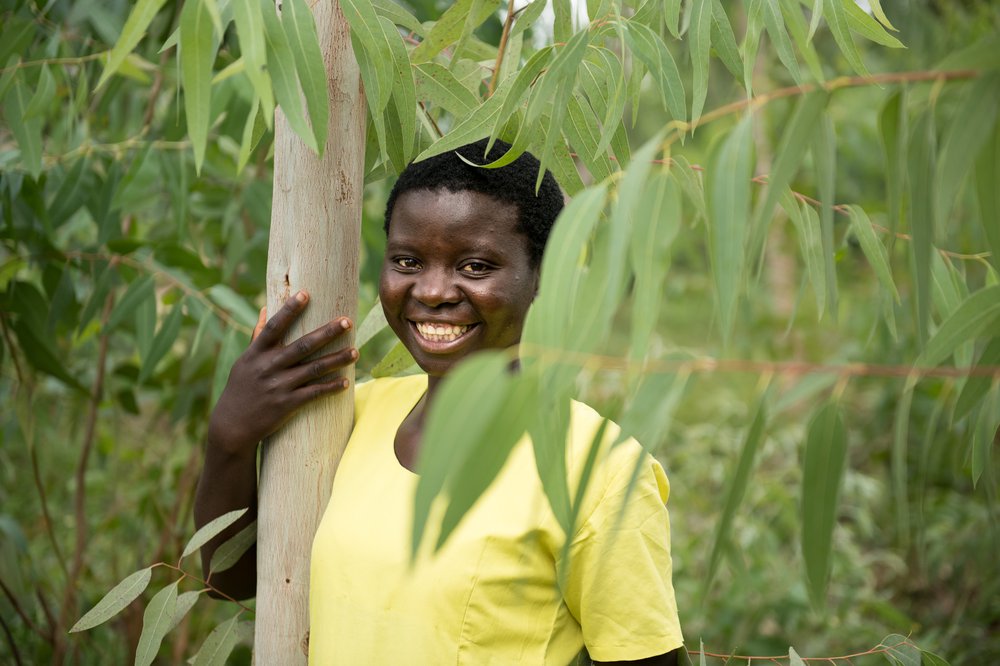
[[256, 0, 365, 661]]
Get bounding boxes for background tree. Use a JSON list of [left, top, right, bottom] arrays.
[[1, 0, 998, 664]]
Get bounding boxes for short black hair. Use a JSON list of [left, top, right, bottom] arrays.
[[383, 138, 564, 266]]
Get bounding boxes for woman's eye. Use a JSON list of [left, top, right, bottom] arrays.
[[460, 262, 490, 274], [394, 257, 420, 270]]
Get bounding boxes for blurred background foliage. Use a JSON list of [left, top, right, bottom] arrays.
[[0, 0, 998, 663]]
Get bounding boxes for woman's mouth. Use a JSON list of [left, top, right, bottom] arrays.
[[413, 321, 475, 343]]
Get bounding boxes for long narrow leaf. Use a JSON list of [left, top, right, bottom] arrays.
[[180, 0, 217, 173], [261, 0, 316, 152], [689, 0, 712, 127], [232, 0, 274, 123], [801, 402, 848, 609], [70, 567, 153, 632], [916, 286, 1000, 368], [847, 205, 899, 303], [135, 581, 179, 666], [181, 508, 249, 559], [282, 0, 330, 153], [96, 0, 167, 89]]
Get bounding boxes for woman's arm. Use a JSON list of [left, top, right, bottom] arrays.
[[193, 291, 357, 599]]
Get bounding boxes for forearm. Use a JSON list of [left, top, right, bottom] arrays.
[[193, 436, 259, 600]]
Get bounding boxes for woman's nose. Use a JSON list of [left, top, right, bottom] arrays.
[[412, 268, 461, 306]]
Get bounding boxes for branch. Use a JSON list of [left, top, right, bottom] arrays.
[[0, 613, 23, 666], [53, 288, 115, 663], [0, 576, 50, 643], [487, 0, 519, 98], [664, 69, 981, 144]]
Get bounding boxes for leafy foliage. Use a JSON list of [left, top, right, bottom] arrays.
[[1, 0, 999, 663]]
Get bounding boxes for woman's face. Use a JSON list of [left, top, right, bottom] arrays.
[[379, 189, 539, 378]]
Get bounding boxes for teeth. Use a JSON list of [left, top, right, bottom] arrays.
[[415, 322, 471, 342]]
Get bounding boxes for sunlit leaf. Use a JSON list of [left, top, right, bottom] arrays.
[[373, 0, 425, 36], [96, 0, 167, 89], [415, 62, 478, 117], [70, 567, 153, 632], [564, 94, 614, 183], [789, 646, 806, 666], [371, 340, 416, 377], [135, 580, 179, 666], [801, 401, 848, 609], [664, 0, 682, 38], [182, 508, 249, 559], [262, 0, 316, 152], [706, 115, 754, 345], [383, 15, 417, 167], [623, 22, 686, 124], [844, 0, 903, 48], [180, 0, 217, 173], [710, 0, 743, 84], [167, 590, 202, 633], [207, 284, 258, 329], [282, 0, 329, 154], [232, 0, 275, 124]]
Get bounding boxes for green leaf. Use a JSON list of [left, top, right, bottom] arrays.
[[70, 567, 153, 632], [409, 0, 487, 64], [232, 0, 275, 124], [373, 0, 425, 36], [212, 328, 243, 407], [139, 299, 184, 384], [789, 646, 806, 666], [750, 92, 826, 264], [879, 90, 907, 237], [741, 0, 764, 93], [4, 81, 43, 178], [792, 200, 827, 318], [780, 0, 824, 82], [710, 0, 744, 85], [762, 0, 801, 84], [96, 0, 168, 89], [917, 286, 1000, 368], [180, 0, 217, 173], [552, 0, 572, 42], [437, 373, 536, 550], [167, 590, 202, 633], [383, 15, 417, 168], [801, 401, 848, 609], [107, 275, 155, 332], [10, 317, 86, 392], [135, 580, 179, 666], [182, 508, 249, 559], [237, 97, 266, 174], [664, 0, 682, 38], [563, 94, 614, 183], [623, 22, 686, 124], [937, 74, 1000, 227], [847, 205, 899, 303], [807, 0, 823, 43], [706, 115, 754, 345], [824, 0, 868, 76], [812, 112, 838, 319], [976, 118, 1000, 273], [954, 338, 1000, 422], [413, 352, 510, 556], [511, 0, 547, 38], [892, 383, 913, 546], [629, 170, 680, 359], [705, 390, 769, 593], [207, 284, 258, 329], [414, 62, 479, 117], [689, 0, 712, 127], [282, 0, 330, 154], [192, 612, 244, 666], [355, 298, 388, 349], [910, 110, 938, 346], [844, 0, 903, 48], [24, 64, 55, 120], [882, 634, 923, 666], [209, 520, 257, 574], [371, 339, 416, 377], [262, 0, 317, 152]]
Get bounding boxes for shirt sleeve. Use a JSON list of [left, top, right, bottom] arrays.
[[560, 442, 684, 662]]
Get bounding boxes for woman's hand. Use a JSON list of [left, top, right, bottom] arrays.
[[207, 290, 358, 456]]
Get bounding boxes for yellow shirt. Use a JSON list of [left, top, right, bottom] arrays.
[[309, 375, 683, 664]]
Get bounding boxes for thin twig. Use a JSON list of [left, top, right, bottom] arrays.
[[53, 289, 115, 664], [664, 69, 980, 144], [487, 0, 519, 98], [0, 53, 106, 73], [0, 576, 50, 642], [0, 613, 23, 666], [155, 564, 253, 613]]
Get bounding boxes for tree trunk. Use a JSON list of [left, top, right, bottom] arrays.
[[255, 0, 365, 661]]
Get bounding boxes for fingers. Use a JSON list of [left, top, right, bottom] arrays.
[[253, 291, 310, 348], [252, 307, 267, 341], [276, 317, 353, 366], [288, 377, 352, 410], [284, 346, 359, 388]]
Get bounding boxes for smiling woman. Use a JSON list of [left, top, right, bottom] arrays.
[[194, 139, 683, 665]]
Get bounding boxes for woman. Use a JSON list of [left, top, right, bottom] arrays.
[[195, 139, 683, 664]]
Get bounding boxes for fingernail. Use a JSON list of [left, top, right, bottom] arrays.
[[340, 318, 351, 330], [295, 291, 307, 303], [350, 348, 359, 361]]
